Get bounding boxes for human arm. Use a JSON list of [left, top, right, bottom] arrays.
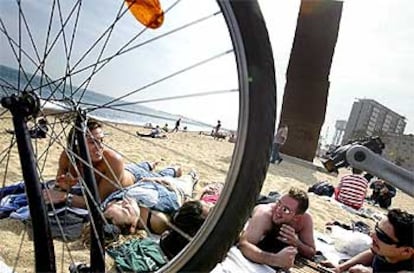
[[55, 151, 80, 191], [42, 189, 86, 208], [382, 184, 396, 198], [334, 249, 374, 273], [278, 213, 316, 258], [238, 205, 298, 269]]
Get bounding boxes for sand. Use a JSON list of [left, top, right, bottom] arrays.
[[0, 119, 413, 272]]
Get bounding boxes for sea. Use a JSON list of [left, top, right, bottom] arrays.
[[0, 65, 213, 132]]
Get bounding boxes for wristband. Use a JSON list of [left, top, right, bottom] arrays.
[[66, 193, 73, 207]]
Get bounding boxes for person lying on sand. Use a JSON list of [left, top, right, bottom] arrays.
[[102, 172, 199, 235], [238, 187, 316, 270], [136, 125, 167, 138]]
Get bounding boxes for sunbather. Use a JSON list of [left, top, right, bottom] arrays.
[[42, 119, 180, 209], [136, 125, 167, 138], [102, 173, 198, 235], [238, 187, 316, 270]]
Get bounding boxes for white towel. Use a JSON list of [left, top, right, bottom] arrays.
[[210, 246, 276, 273]]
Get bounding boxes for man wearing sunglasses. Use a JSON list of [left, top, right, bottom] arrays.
[[238, 187, 315, 270], [335, 209, 414, 273]]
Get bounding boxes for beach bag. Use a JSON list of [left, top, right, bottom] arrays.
[[26, 208, 88, 241], [308, 181, 334, 197]]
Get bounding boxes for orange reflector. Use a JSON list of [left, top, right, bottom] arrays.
[[125, 0, 164, 29]]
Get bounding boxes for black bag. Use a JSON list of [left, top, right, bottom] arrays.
[[308, 181, 334, 197], [26, 208, 88, 241]]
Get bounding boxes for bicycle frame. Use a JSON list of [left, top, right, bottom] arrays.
[[347, 145, 414, 197]]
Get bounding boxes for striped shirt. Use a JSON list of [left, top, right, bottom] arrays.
[[336, 174, 369, 210]]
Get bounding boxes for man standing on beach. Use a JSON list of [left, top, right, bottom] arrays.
[[270, 124, 288, 164], [215, 120, 221, 134], [172, 118, 181, 132], [334, 209, 414, 273], [238, 187, 315, 270]]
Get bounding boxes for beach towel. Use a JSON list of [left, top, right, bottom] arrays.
[[0, 259, 14, 273], [211, 246, 276, 273]]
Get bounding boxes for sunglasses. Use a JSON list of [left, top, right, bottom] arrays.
[[275, 200, 294, 215], [375, 223, 399, 245]]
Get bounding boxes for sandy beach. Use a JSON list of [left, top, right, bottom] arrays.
[[0, 120, 413, 272]]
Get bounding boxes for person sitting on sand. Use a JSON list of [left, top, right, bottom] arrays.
[[334, 168, 369, 210], [5, 117, 49, 139], [162, 123, 169, 132], [42, 119, 179, 208], [369, 179, 396, 209], [238, 187, 315, 270], [30, 118, 49, 138], [334, 208, 414, 273], [136, 125, 167, 138]]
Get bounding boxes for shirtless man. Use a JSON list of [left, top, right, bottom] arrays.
[[42, 120, 176, 208], [238, 187, 315, 270]]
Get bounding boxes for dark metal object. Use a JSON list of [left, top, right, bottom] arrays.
[[74, 114, 105, 272], [1, 92, 56, 273], [347, 145, 414, 197], [321, 136, 385, 173]]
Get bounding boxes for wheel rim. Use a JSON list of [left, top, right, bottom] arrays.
[[0, 0, 275, 272]]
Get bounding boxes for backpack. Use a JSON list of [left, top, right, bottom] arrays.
[[308, 181, 334, 197]]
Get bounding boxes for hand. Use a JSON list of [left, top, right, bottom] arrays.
[[56, 173, 79, 190], [278, 224, 299, 247], [348, 264, 372, 273], [141, 177, 176, 192], [273, 246, 298, 269], [42, 189, 66, 204]]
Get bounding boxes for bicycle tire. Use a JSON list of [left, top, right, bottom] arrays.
[[0, 0, 276, 272], [165, 0, 276, 271]]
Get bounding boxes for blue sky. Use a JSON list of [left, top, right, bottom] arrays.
[[1, 0, 413, 139]]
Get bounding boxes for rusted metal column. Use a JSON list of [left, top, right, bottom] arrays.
[[280, 0, 343, 161]]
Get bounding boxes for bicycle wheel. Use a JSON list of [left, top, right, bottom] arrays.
[[0, 0, 276, 272]]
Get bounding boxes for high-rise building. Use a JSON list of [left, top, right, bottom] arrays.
[[382, 133, 414, 172], [332, 120, 347, 145], [342, 99, 406, 144]]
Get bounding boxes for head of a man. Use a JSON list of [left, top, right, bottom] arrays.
[[272, 187, 309, 225], [160, 200, 207, 259], [371, 209, 414, 262], [85, 119, 105, 163], [104, 197, 140, 234]]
